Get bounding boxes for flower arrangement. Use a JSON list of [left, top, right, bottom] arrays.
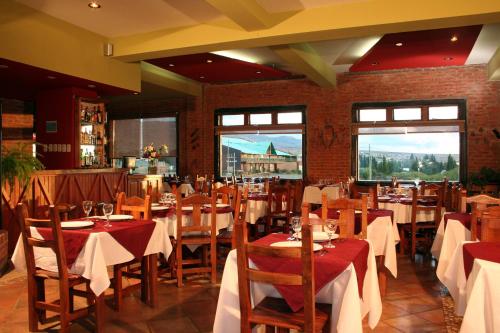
[[142, 143, 168, 159]]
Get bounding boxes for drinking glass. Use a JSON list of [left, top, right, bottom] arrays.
[[291, 217, 302, 241], [324, 219, 338, 248], [82, 200, 93, 218], [288, 216, 300, 240], [103, 203, 113, 228]]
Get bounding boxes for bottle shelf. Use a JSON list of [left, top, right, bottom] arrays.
[[80, 121, 103, 126]]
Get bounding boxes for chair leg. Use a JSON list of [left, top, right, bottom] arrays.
[[399, 227, 406, 255], [211, 242, 217, 284], [177, 244, 183, 288], [94, 293, 105, 333], [69, 287, 74, 312], [377, 255, 387, 297], [140, 257, 149, 303], [35, 278, 47, 324], [113, 265, 123, 311], [411, 230, 417, 260], [148, 254, 158, 308]]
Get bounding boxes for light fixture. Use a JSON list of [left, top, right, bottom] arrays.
[[256, 71, 262, 74], [47, 75, 56, 80], [88, 84, 96, 88], [443, 57, 454, 61], [206, 59, 213, 63], [371, 61, 379, 66], [395, 42, 403, 47], [199, 76, 205, 79], [450, 35, 458, 42], [88, 1, 101, 9], [168, 63, 174, 67], [133, 92, 139, 95], [0, 64, 8, 69]]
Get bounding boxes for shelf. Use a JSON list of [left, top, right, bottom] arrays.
[[80, 121, 104, 126], [81, 144, 98, 146]]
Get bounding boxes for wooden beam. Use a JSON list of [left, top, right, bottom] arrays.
[[488, 46, 500, 80], [272, 43, 336, 87], [140, 62, 202, 97], [204, 0, 280, 31], [111, 0, 500, 62]]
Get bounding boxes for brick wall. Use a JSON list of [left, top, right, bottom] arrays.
[[181, 65, 500, 180]]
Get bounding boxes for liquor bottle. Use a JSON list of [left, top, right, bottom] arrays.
[[80, 105, 85, 122], [97, 106, 102, 123]]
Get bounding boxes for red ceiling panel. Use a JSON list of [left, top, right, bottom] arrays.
[[350, 25, 482, 72], [0, 58, 135, 101], [147, 53, 291, 83]]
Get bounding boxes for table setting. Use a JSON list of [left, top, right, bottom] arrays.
[[302, 182, 341, 205], [377, 192, 440, 224]]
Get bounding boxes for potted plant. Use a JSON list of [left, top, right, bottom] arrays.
[[1, 143, 44, 275], [469, 167, 500, 194]]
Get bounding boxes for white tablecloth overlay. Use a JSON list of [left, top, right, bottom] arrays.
[[378, 201, 443, 224], [311, 213, 398, 278], [302, 186, 340, 205], [246, 198, 268, 224], [213, 240, 382, 333], [433, 215, 471, 282], [460, 258, 500, 333], [178, 183, 195, 196], [12, 221, 168, 296]]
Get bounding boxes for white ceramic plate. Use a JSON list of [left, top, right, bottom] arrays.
[[181, 206, 193, 211], [378, 196, 391, 200], [270, 241, 323, 251], [61, 221, 94, 229], [203, 204, 229, 208], [96, 214, 134, 221], [151, 203, 160, 207], [151, 206, 168, 211], [297, 232, 338, 242]]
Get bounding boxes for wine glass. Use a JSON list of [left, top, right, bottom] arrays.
[[288, 216, 300, 240], [103, 203, 113, 228], [82, 200, 93, 218], [324, 219, 338, 248], [291, 217, 302, 241]]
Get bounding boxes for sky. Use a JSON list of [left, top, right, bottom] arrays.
[[358, 133, 460, 155]]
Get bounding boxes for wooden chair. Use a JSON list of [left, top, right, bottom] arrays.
[[216, 187, 249, 248], [235, 204, 331, 333], [16, 203, 104, 332], [265, 184, 294, 235], [350, 183, 378, 209], [320, 193, 367, 238], [479, 206, 500, 241], [113, 192, 152, 310], [175, 193, 217, 287], [401, 187, 442, 260], [466, 194, 500, 241], [146, 183, 160, 203], [115, 192, 152, 220]]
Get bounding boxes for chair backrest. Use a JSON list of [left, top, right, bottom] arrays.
[[176, 193, 215, 240], [411, 187, 442, 226], [211, 185, 238, 211], [268, 184, 293, 215], [231, 188, 249, 247], [235, 203, 316, 332], [467, 194, 500, 240], [16, 204, 70, 304], [479, 206, 500, 241], [116, 192, 152, 220], [321, 193, 367, 238], [146, 182, 160, 203], [350, 183, 378, 209]]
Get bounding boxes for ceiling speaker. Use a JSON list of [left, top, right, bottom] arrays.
[[103, 43, 113, 56]]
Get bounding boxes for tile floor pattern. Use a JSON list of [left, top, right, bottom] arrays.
[[0, 254, 447, 332]]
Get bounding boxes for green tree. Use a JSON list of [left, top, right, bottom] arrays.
[[446, 154, 457, 171]]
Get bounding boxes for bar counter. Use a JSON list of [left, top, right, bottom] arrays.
[[1, 168, 129, 253]]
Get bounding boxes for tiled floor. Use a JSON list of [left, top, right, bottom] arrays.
[[0, 254, 446, 332]]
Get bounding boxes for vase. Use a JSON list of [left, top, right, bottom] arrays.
[[148, 159, 158, 174]]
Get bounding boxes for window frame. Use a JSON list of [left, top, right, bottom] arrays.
[[351, 99, 467, 184], [214, 105, 307, 180]]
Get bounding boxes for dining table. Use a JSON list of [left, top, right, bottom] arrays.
[[440, 241, 500, 333], [11, 217, 168, 306], [302, 184, 340, 204], [213, 233, 382, 333], [377, 194, 442, 224], [310, 208, 399, 278]]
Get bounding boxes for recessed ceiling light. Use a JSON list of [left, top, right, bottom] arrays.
[[47, 75, 56, 79], [450, 35, 458, 42], [371, 61, 379, 66], [88, 1, 101, 9], [88, 84, 96, 88], [206, 59, 213, 63], [0, 64, 8, 69], [256, 71, 262, 74], [199, 76, 205, 79], [395, 42, 403, 47], [443, 57, 454, 61], [133, 92, 139, 95]]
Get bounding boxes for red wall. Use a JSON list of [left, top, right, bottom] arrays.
[[36, 87, 97, 169], [178, 64, 500, 181]]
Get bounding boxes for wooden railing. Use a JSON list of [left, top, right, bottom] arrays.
[[1, 168, 128, 254]]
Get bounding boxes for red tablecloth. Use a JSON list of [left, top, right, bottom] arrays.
[[249, 233, 369, 312], [444, 212, 472, 229], [463, 242, 500, 279], [311, 208, 393, 234], [36, 219, 156, 267], [248, 194, 268, 201]]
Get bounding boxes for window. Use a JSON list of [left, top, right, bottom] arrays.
[[112, 116, 177, 174], [352, 100, 466, 182], [359, 109, 386, 122], [215, 106, 305, 179], [222, 114, 244, 126]]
